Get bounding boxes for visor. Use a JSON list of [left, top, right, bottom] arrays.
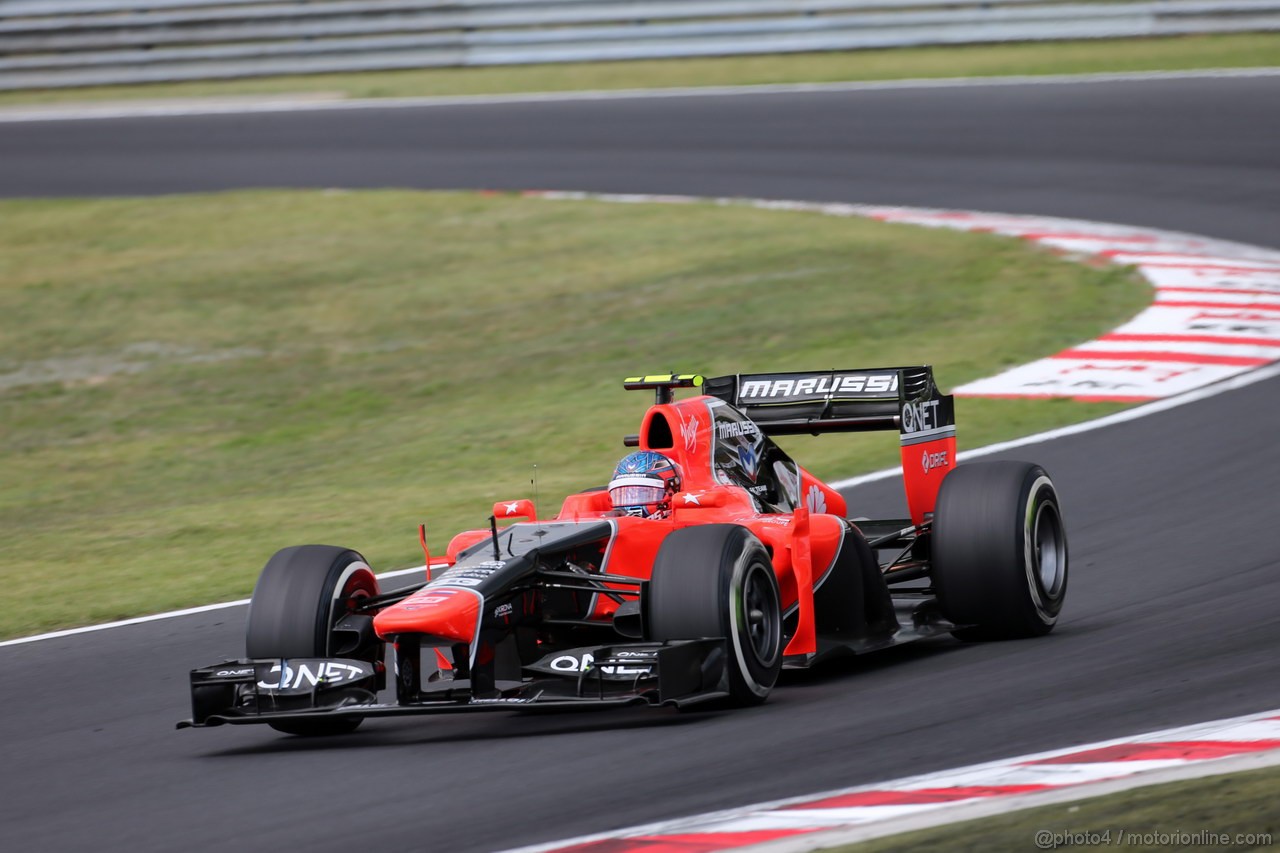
[[608, 475, 667, 509]]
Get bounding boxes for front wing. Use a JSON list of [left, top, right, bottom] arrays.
[[177, 639, 728, 729]]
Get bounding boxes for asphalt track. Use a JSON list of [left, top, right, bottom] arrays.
[[1, 74, 1279, 853]]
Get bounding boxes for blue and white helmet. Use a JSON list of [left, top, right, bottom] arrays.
[[608, 451, 682, 518]]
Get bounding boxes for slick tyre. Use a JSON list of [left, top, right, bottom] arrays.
[[246, 545, 381, 735], [649, 525, 782, 706], [932, 462, 1068, 640]]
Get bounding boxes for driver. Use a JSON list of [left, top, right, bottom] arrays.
[[607, 451, 682, 519]]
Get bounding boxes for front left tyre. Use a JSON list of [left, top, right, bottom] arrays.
[[647, 524, 782, 706]]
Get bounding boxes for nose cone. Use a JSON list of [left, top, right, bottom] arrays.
[[374, 586, 481, 643]]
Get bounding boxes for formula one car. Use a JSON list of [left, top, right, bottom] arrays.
[[180, 368, 1068, 735]]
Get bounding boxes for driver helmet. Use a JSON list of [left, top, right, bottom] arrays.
[[608, 451, 681, 518]]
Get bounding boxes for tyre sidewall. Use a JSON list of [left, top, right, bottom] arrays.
[[1021, 473, 1068, 628], [721, 534, 781, 700]]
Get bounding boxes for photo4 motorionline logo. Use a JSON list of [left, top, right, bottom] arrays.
[[1034, 829, 1272, 849]]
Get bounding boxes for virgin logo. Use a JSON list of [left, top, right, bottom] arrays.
[[805, 484, 827, 514], [680, 412, 699, 452]]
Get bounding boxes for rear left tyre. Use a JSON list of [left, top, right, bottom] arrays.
[[931, 461, 1068, 640]]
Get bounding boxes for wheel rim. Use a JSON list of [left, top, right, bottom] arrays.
[[1032, 501, 1066, 597], [338, 570, 376, 614], [742, 563, 781, 664], [327, 565, 378, 656]]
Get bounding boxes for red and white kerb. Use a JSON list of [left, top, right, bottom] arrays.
[[511, 708, 1280, 853], [859, 208, 1280, 403]]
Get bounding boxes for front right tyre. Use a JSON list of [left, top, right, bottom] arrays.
[[245, 544, 381, 735]]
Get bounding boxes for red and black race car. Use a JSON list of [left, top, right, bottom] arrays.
[[180, 368, 1068, 735]]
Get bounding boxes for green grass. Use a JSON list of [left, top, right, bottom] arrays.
[[0, 190, 1149, 638], [1, 33, 1277, 107], [837, 763, 1280, 852]]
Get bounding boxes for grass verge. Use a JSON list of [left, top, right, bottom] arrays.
[[835, 763, 1280, 852], [0, 33, 1276, 107], [0, 190, 1148, 638]]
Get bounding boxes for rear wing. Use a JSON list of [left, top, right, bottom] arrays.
[[704, 367, 956, 524], [704, 367, 949, 434]]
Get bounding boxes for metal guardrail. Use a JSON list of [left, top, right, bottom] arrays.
[[1, 0, 1277, 90]]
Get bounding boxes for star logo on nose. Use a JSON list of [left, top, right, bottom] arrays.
[[682, 493, 701, 506]]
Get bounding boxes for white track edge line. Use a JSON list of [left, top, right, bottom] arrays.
[[0, 562, 439, 649], [1, 67, 1278, 123]]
